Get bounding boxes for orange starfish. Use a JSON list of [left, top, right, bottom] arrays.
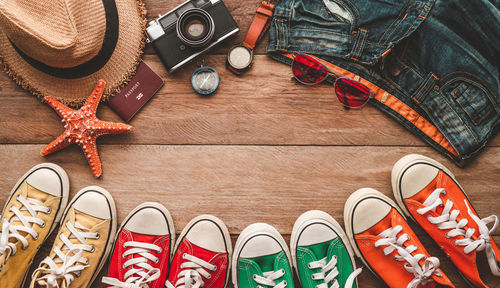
[[41, 80, 133, 178]]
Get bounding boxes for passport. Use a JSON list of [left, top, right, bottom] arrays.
[[108, 61, 164, 122]]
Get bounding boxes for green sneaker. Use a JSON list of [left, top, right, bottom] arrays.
[[232, 223, 294, 288], [291, 210, 362, 288]]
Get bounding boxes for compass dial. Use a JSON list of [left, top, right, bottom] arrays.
[[191, 66, 219, 95]]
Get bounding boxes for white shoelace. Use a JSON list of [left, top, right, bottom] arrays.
[[166, 253, 217, 288], [33, 220, 99, 287], [417, 188, 500, 276], [102, 241, 162, 288], [0, 195, 50, 267], [308, 256, 362, 288], [374, 225, 441, 288], [253, 268, 288, 288]]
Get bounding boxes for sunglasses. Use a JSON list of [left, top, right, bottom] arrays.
[[292, 54, 373, 108]]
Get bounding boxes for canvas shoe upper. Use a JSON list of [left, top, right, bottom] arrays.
[[392, 154, 500, 288], [102, 202, 175, 288], [0, 163, 69, 288], [344, 188, 455, 288], [30, 186, 117, 288], [291, 210, 362, 288], [232, 223, 294, 288], [166, 215, 232, 288]]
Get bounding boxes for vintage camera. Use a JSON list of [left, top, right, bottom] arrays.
[[146, 0, 239, 72]]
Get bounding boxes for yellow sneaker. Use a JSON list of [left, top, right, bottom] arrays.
[[0, 163, 69, 288], [30, 186, 117, 288]]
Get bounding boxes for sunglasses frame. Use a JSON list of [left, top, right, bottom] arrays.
[[292, 54, 374, 109]]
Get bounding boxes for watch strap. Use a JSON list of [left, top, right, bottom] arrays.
[[242, 1, 274, 50]]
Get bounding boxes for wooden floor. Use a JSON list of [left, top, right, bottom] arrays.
[[1, 0, 499, 287]]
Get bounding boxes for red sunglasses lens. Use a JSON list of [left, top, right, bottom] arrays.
[[335, 78, 371, 108], [292, 54, 328, 84]]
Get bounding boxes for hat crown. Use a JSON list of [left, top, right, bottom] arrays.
[[0, 0, 106, 68]]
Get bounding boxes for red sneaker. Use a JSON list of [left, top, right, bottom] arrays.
[[102, 202, 175, 288], [392, 154, 500, 287], [166, 215, 232, 288]]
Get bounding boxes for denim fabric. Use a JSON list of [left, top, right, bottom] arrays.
[[267, 0, 500, 166]]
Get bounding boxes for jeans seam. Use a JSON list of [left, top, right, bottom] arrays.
[[412, 72, 438, 103]]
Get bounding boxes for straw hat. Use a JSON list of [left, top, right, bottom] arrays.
[[0, 0, 147, 107]]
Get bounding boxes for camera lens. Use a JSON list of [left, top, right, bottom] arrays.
[[176, 8, 215, 47]]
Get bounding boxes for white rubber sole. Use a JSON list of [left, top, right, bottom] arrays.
[[6, 163, 70, 288], [173, 215, 232, 288], [343, 188, 404, 276], [391, 154, 457, 218], [232, 223, 292, 288], [67, 186, 117, 287], [114, 202, 176, 262], [290, 210, 358, 287]]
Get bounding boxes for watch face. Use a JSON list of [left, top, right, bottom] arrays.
[[191, 66, 219, 95], [228, 46, 252, 70]]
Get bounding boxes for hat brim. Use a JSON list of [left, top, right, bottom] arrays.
[[0, 0, 147, 108]]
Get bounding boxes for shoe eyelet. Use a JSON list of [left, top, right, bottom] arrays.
[[281, 269, 285, 274], [95, 232, 100, 240], [182, 253, 187, 259], [40, 222, 46, 228], [308, 263, 312, 269], [90, 246, 95, 253], [158, 247, 162, 253], [283, 281, 287, 286], [213, 265, 217, 270], [206, 274, 211, 279], [47, 208, 52, 214], [33, 234, 39, 241], [253, 275, 257, 280]]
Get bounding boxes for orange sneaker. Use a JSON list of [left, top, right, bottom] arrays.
[[392, 154, 500, 287], [344, 188, 454, 288]]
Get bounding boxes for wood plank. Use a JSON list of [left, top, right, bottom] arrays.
[[3, 144, 496, 287], [1, 145, 498, 233], [1, 55, 499, 148]]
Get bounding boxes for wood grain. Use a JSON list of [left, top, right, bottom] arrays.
[[2, 144, 497, 288], [1, 144, 498, 232], [1, 0, 499, 287], [1, 55, 499, 148]]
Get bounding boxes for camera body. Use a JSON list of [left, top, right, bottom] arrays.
[[147, 0, 239, 72]]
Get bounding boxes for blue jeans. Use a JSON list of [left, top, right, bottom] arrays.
[[267, 0, 500, 166]]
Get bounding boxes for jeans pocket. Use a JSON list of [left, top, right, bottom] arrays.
[[322, 0, 355, 24], [291, 0, 354, 32], [441, 74, 496, 126]]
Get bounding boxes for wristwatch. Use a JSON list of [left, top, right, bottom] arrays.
[[226, 1, 274, 75]]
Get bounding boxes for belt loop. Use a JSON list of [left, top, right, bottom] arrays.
[[412, 72, 439, 104], [350, 28, 368, 61]]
